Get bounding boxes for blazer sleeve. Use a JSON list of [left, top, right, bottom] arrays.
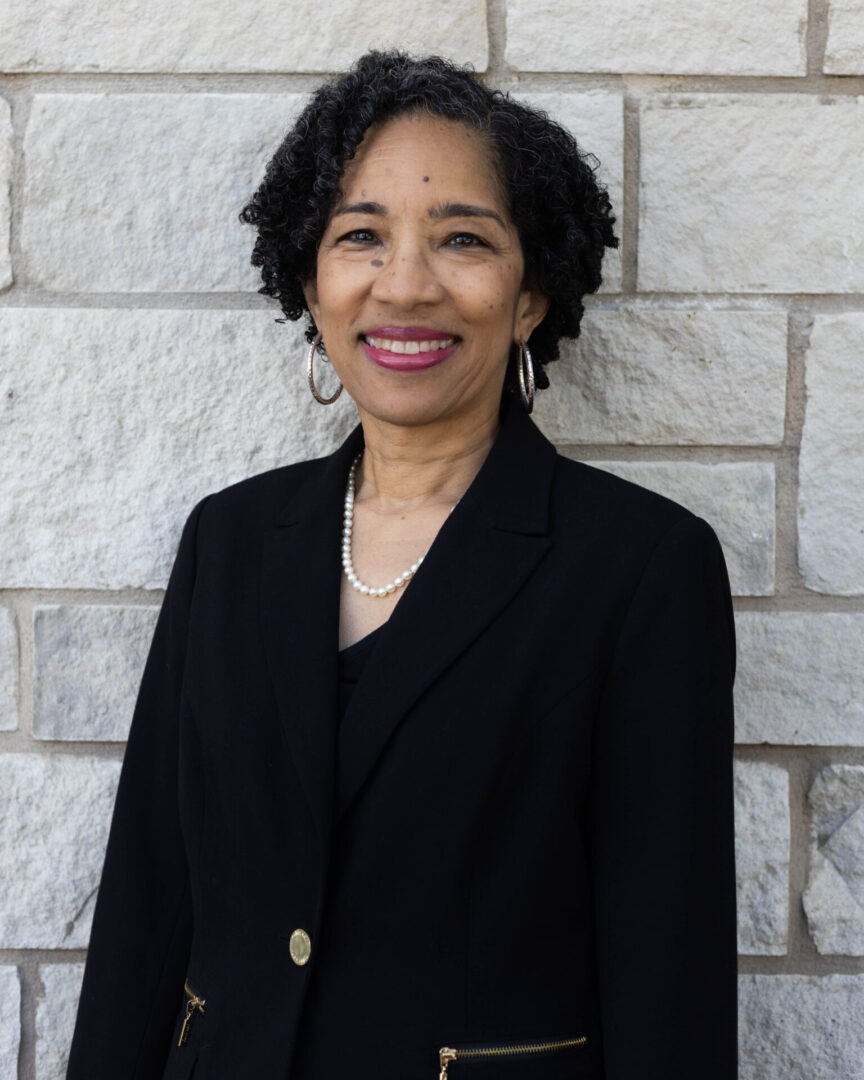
[[587, 513, 738, 1079], [67, 496, 210, 1080]]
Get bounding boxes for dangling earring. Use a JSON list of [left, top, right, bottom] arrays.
[[306, 332, 343, 405], [517, 339, 535, 413]]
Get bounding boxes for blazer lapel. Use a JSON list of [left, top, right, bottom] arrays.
[[336, 399, 558, 819], [261, 425, 364, 848]]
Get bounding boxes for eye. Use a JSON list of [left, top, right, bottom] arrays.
[[447, 232, 488, 248], [338, 229, 378, 245]]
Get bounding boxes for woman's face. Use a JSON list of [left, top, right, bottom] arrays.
[[302, 112, 549, 432]]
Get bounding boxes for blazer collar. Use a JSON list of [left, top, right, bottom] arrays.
[[262, 394, 558, 845]]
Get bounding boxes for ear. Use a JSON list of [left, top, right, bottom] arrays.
[[514, 283, 550, 345], [301, 276, 321, 327]]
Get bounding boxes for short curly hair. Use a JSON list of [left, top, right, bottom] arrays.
[[239, 50, 618, 393]]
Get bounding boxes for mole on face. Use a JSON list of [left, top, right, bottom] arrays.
[[422, 176, 429, 182], [371, 259, 383, 267]]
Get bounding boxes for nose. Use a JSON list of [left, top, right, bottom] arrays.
[[369, 239, 444, 308]]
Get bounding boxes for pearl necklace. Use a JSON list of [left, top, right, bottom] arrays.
[[341, 452, 430, 598]]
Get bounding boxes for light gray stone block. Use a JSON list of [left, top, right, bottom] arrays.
[[799, 315, 864, 595], [639, 96, 864, 293], [734, 761, 789, 955], [734, 613, 864, 746], [0, 0, 487, 72], [0, 754, 121, 948], [0, 307, 357, 589], [36, 964, 85, 1080], [825, 0, 864, 73], [0, 607, 18, 730], [804, 765, 864, 955], [0, 96, 11, 290], [22, 93, 307, 293], [516, 93, 623, 292], [506, 0, 807, 75], [739, 974, 864, 1080], [532, 309, 786, 445], [0, 967, 20, 1080], [34, 605, 159, 742], [581, 461, 774, 596]]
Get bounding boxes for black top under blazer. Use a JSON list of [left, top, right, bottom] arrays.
[[67, 396, 738, 1080]]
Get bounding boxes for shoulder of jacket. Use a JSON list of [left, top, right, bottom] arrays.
[[551, 453, 718, 552], [191, 456, 326, 531]]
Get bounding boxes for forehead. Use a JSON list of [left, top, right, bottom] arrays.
[[338, 112, 508, 211]]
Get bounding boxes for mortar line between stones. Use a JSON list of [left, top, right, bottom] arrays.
[[3, 85, 32, 297], [485, 0, 507, 75], [3, 292, 864, 311], [2, 71, 864, 96], [17, 957, 37, 1080], [805, 0, 831, 76], [621, 95, 639, 293], [780, 308, 811, 596], [787, 752, 817, 959]]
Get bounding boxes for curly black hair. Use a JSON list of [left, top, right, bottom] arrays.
[[239, 50, 618, 393]]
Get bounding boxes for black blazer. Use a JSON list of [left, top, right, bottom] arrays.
[[67, 397, 737, 1080]]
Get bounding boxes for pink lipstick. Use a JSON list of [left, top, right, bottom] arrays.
[[361, 327, 460, 372]]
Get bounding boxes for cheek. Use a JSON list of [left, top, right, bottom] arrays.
[[454, 267, 521, 322]]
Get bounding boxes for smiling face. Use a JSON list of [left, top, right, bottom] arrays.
[[302, 112, 548, 433]]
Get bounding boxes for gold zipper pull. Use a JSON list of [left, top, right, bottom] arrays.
[[439, 1047, 458, 1078], [178, 995, 205, 1047]]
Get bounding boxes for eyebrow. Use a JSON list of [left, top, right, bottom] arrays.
[[332, 200, 508, 230]]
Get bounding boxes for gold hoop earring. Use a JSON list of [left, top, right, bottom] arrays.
[[306, 332, 343, 405], [517, 339, 535, 413]]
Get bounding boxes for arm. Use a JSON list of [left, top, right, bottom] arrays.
[[67, 496, 210, 1079], [587, 513, 738, 1078]]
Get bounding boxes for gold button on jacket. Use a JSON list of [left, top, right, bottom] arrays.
[[289, 928, 312, 966]]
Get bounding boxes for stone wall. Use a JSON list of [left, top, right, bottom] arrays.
[[1, 1, 863, 1076]]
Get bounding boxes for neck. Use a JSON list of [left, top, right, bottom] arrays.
[[354, 402, 501, 511]]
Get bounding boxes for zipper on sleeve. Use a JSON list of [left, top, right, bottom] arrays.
[[438, 1034, 588, 1077], [178, 980, 206, 1047]]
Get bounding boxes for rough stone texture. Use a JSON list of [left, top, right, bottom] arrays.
[[734, 613, 864, 746], [804, 765, 864, 955], [506, 0, 807, 75], [0, 607, 18, 731], [0, 96, 11, 290], [798, 315, 864, 595], [581, 461, 774, 597], [22, 91, 622, 295], [517, 93, 623, 292], [734, 762, 789, 955], [824, 0, 864, 73], [639, 96, 864, 293], [0, 0, 487, 72], [0, 307, 357, 589], [22, 93, 306, 293], [33, 605, 159, 742], [739, 974, 864, 1080], [36, 964, 85, 1080], [532, 309, 786, 445], [0, 754, 121, 947], [0, 967, 20, 1079]]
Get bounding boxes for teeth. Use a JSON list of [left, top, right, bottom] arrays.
[[366, 336, 455, 354]]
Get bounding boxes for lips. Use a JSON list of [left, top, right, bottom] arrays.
[[364, 335, 456, 355], [360, 327, 460, 371]]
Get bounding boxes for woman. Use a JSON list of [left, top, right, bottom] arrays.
[[67, 51, 737, 1080]]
